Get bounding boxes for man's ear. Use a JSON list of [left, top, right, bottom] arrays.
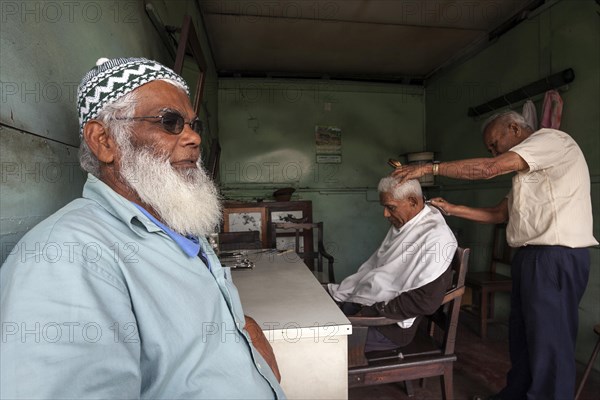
[[407, 196, 419, 207], [509, 122, 521, 137], [83, 120, 116, 163]]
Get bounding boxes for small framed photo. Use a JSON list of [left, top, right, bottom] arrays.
[[223, 207, 268, 248], [271, 210, 304, 230]]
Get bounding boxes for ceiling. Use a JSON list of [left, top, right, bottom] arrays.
[[195, 0, 546, 84]]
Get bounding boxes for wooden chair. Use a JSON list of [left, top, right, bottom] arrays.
[[218, 231, 261, 252], [464, 224, 512, 339], [347, 247, 470, 400], [270, 222, 335, 283]]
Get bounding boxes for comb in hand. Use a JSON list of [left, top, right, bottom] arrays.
[[388, 159, 402, 169]]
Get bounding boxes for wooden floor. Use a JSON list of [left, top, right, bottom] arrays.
[[349, 312, 600, 400]]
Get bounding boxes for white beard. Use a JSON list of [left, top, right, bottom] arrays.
[[118, 144, 222, 238]]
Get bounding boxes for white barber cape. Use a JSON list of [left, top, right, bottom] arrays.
[[328, 205, 457, 327]]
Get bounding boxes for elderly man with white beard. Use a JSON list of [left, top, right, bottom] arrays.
[[0, 58, 285, 399], [327, 177, 457, 352]]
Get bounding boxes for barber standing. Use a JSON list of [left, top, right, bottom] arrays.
[[392, 110, 597, 400]]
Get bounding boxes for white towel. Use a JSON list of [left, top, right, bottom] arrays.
[[328, 205, 457, 327], [522, 100, 538, 130]]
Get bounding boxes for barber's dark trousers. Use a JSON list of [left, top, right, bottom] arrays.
[[499, 246, 590, 400]]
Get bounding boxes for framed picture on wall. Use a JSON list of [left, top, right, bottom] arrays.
[[271, 211, 304, 229], [223, 207, 268, 248], [271, 210, 305, 251]]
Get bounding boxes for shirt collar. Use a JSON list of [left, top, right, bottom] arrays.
[[81, 175, 201, 257], [82, 174, 160, 235], [132, 203, 201, 258]]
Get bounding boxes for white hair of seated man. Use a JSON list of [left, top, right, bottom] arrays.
[[378, 177, 422, 201]]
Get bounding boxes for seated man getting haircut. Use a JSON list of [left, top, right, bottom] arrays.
[[328, 177, 457, 352]]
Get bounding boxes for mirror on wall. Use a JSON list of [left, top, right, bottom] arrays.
[[173, 15, 219, 181]]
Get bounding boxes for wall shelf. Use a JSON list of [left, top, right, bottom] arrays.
[[467, 68, 575, 117]]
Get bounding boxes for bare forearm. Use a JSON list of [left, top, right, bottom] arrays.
[[430, 197, 508, 224], [437, 159, 511, 180], [392, 152, 527, 183], [445, 203, 507, 224], [421, 158, 514, 180]]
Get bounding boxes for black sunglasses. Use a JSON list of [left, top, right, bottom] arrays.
[[115, 111, 203, 135]]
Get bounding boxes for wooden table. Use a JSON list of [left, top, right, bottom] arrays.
[[231, 250, 352, 399]]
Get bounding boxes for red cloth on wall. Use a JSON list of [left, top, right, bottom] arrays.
[[541, 90, 563, 129]]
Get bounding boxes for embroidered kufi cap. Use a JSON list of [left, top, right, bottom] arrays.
[[77, 57, 189, 136]]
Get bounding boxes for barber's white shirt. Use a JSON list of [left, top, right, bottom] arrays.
[[507, 128, 598, 248]]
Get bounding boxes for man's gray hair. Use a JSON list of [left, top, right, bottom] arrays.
[[378, 177, 422, 200], [79, 90, 137, 176], [481, 110, 533, 134]]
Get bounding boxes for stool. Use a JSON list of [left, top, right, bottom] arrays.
[[575, 324, 600, 400], [464, 224, 512, 339]]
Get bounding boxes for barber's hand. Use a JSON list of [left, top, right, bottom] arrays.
[[244, 316, 282, 382], [390, 164, 427, 183], [428, 197, 453, 216]]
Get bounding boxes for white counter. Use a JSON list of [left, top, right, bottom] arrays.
[[231, 250, 351, 399]]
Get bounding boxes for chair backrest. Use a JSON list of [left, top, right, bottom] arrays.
[[270, 222, 335, 282], [490, 223, 512, 274], [218, 231, 261, 252], [433, 247, 470, 355]]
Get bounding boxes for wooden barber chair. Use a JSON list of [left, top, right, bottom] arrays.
[[347, 247, 470, 400]]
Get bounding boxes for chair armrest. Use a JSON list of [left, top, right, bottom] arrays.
[[322, 252, 334, 264], [349, 286, 465, 328], [317, 244, 334, 263], [441, 286, 465, 305], [347, 315, 404, 327], [317, 244, 335, 283]]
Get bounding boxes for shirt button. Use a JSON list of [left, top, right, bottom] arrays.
[[256, 363, 262, 369]]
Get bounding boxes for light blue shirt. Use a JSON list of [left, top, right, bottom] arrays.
[[131, 202, 202, 259], [0, 175, 285, 399]]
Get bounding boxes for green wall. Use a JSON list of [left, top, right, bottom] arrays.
[[0, 0, 218, 263], [1, 0, 598, 373], [425, 0, 600, 368], [218, 79, 425, 279]]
